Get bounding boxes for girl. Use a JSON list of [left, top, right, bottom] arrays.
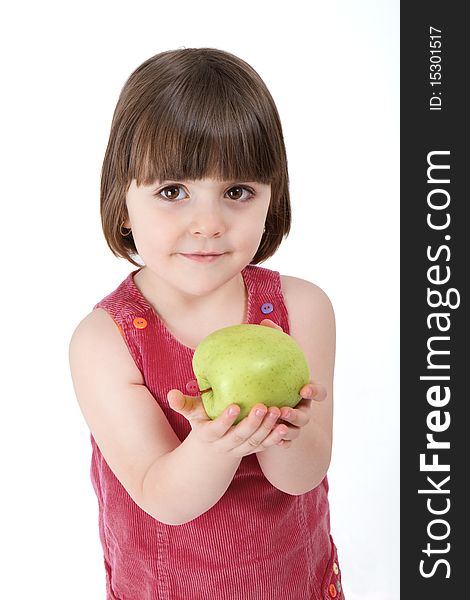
[[69, 47, 343, 600]]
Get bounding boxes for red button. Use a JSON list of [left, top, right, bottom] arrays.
[[328, 583, 337, 598], [133, 317, 147, 329], [186, 380, 199, 394]]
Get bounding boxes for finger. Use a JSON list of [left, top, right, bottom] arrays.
[[203, 404, 242, 442], [266, 419, 304, 446], [228, 406, 283, 453], [220, 404, 273, 451], [167, 389, 185, 412], [279, 404, 311, 427], [259, 318, 283, 332], [167, 390, 203, 419], [299, 383, 327, 402], [280, 395, 314, 424], [254, 420, 293, 451], [310, 384, 327, 402]]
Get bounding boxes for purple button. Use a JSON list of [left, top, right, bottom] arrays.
[[186, 380, 199, 394], [261, 302, 273, 314]]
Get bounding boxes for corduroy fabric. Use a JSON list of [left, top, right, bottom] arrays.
[[90, 264, 344, 600]]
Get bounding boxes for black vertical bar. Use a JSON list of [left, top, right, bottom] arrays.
[[401, 2, 468, 597]]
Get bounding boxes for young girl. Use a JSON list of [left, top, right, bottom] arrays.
[[69, 47, 343, 600]]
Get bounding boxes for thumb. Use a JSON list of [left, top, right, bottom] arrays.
[[167, 389, 204, 420], [167, 389, 188, 414], [259, 318, 283, 332]]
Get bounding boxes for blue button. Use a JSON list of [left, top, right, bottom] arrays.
[[261, 302, 273, 314]]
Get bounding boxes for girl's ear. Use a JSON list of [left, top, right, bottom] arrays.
[[120, 210, 131, 229]]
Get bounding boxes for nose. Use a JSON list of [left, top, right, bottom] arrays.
[[189, 202, 226, 238]]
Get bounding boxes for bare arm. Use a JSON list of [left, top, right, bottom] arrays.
[[150, 389, 291, 525], [256, 408, 332, 495], [256, 280, 336, 495], [69, 308, 286, 527], [141, 430, 242, 525]]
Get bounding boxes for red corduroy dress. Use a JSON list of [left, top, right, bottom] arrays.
[[90, 264, 344, 600]]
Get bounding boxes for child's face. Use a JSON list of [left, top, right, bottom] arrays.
[[124, 178, 271, 297]]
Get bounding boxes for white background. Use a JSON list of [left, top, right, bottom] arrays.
[[1, 1, 399, 598]]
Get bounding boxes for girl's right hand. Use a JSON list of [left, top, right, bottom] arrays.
[[167, 390, 290, 457]]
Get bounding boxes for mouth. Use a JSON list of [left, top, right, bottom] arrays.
[[180, 253, 226, 263]]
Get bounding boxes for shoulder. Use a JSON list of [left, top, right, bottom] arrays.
[[69, 307, 119, 344], [280, 274, 336, 389], [69, 308, 144, 385], [280, 274, 335, 325]]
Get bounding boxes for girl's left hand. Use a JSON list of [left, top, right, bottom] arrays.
[[259, 319, 327, 448]]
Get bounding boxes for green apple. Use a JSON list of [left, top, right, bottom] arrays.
[[192, 324, 310, 424]]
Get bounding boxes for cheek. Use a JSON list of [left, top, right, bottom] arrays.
[[249, 198, 271, 227], [132, 217, 171, 252], [137, 211, 169, 236], [237, 221, 266, 252]]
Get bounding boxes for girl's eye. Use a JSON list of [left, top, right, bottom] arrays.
[[157, 185, 187, 202], [154, 184, 255, 202], [226, 186, 255, 202]]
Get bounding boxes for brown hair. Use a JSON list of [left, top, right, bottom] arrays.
[[100, 47, 291, 267]]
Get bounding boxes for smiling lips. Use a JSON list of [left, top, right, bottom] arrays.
[[180, 253, 225, 263]]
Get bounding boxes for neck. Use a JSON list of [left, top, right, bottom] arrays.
[[133, 266, 247, 320]]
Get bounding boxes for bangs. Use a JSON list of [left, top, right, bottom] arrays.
[[100, 48, 291, 267], [122, 58, 283, 187]]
